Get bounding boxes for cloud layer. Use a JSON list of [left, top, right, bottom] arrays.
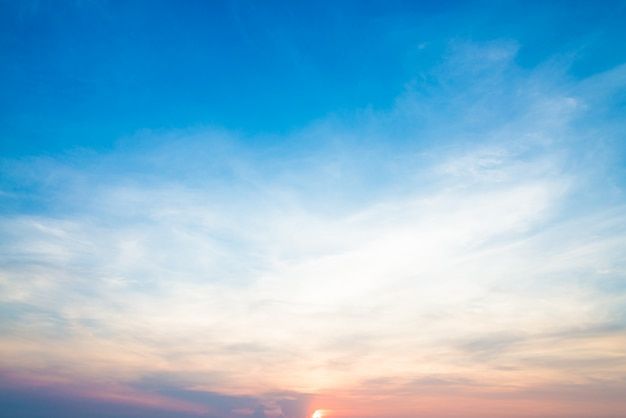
[[1, 43, 626, 418]]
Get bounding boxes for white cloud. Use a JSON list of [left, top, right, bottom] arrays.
[[1, 43, 625, 409]]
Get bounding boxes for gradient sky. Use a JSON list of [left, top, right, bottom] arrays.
[[2, 1, 626, 418]]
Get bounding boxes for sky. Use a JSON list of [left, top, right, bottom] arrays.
[[1, 1, 626, 418]]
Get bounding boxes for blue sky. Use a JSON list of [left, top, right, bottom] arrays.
[[2, 1, 626, 155], [1, 2, 626, 418]]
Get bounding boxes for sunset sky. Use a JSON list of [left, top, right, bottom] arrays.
[[1, 1, 626, 418]]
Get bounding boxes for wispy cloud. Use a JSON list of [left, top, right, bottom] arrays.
[[1, 42, 626, 417]]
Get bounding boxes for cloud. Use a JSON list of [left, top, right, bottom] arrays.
[[1, 42, 626, 417]]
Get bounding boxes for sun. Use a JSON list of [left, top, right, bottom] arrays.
[[312, 410, 324, 418]]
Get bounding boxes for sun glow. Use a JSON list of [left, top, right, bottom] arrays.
[[312, 410, 324, 418]]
